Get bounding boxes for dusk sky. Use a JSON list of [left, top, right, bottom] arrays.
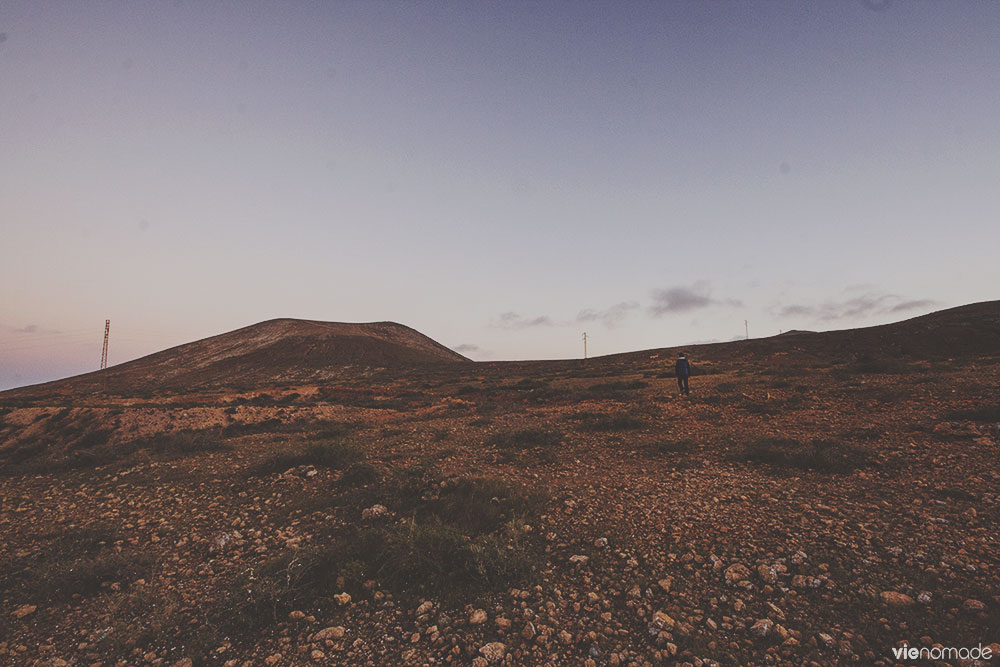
[[2, 1, 998, 390]]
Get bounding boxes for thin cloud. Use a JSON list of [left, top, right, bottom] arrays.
[[453, 344, 494, 360], [3, 323, 63, 335], [778, 305, 814, 317], [576, 301, 639, 328], [778, 292, 937, 321], [491, 312, 553, 329], [649, 282, 742, 316], [453, 343, 491, 360], [890, 299, 937, 313]]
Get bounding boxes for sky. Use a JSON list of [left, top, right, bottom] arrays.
[[1, 0, 998, 390]]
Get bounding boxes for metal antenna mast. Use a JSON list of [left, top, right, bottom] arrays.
[[582, 332, 588, 360], [100, 319, 110, 369]]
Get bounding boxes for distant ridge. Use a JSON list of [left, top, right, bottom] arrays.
[[605, 300, 1000, 365], [3, 301, 998, 400], [3, 319, 468, 397]]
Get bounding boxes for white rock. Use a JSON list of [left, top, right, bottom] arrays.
[[479, 642, 506, 663]]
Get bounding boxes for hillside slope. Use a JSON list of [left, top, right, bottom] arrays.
[[0, 303, 997, 666], [606, 300, 1000, 367], [2, 319, 468, 397], [3, 301, 997, 400]]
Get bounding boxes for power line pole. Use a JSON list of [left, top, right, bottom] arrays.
[[582, 332, 588, 360], [101, 319, 110, 369]]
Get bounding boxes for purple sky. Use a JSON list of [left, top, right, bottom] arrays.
[[2, 1, 998, 389]]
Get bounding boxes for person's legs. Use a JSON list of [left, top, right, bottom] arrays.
[[677, 376, 684, 393], [682, 376, 689, 394]]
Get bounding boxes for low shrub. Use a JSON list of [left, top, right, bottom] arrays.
[[0, 438, 47, 464], [224, 548, 340, 631], [68, 428, 116, 451], [572, 413, 647, 432], [852, 356, 909, 374], [221, 474, 542, 632], [222, 418, 280, 437], [39, 552, 153, 601], [841, 426, 883, 442], [429, 477, 543, 536], [1, 523, 149, 604], [653, 439, 697, 454], [509, 378, 549, 391], [46, 522, 117, 555], [806, 439, 872, 473], [250, 440, 363, 476], [695, 394, 740, 407], [487, 428, 563, 451], [732, 437, 870, 473], [97, 587, 217, 661], [340, 462, 379, 487], [831, 355, 909, 380], [585, 380, 648, 399], [368, 518, 532, 596], [945, 406, 1000, 423], [740, 400, 779, 416], [131, 430, 232, 456]]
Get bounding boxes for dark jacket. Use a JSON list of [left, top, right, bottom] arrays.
[[675, 358, 690, 377]]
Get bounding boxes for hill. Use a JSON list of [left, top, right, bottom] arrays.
[[2, 319, 468, 398], [0, 301, 997, 665], [602, 300, 1000, 368]]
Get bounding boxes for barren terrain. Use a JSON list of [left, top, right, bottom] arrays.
[[1, 303, 998, 666]]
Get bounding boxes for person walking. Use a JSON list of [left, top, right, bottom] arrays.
[[675, 353, 691, 395]]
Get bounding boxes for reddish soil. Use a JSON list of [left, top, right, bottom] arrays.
[[0, 303, 997, 666]]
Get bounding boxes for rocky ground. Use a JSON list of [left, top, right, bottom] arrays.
[[1, 349, 998, 666]]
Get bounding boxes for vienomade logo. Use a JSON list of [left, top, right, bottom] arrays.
[[891, 644, 993, 662]]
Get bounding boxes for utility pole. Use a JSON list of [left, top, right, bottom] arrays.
[[582, 332, 588, 360], [101, 319, 110, 369], [745, 320, 749, 340]]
